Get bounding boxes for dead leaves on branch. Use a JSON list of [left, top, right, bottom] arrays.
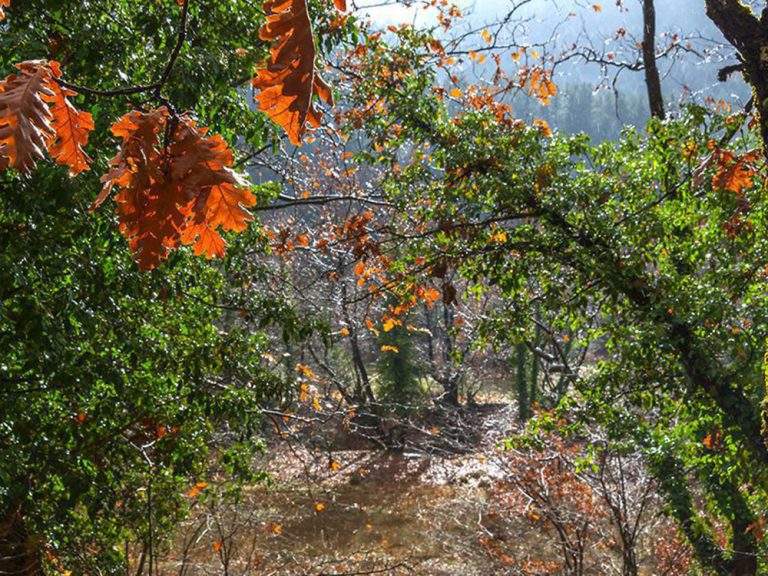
[[0, 0, 351, 271], [252, 0, 340, 145], [94, 108, 256, 269], [0, 62, 55, 173], [0, 60, 93, 175], [0, 59, 255, 269], [711, 148, 759, 194], [45, 62, 95, 175]]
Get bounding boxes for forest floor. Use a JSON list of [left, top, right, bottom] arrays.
[[163, 400, 532, 575], [162, 399, 663, 575]]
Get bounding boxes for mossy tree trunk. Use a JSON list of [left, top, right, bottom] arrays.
[[516, 343, 530, 421], [705, 1, 768, 152]]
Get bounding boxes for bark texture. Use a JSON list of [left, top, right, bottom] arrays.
[[642, 0, 665, 118]]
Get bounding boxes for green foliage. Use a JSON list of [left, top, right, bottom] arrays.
[[0, 161, 280, 571], [377, 324, 423, 411], [0, 0, 308, 570], [346, 35, 768, 569]]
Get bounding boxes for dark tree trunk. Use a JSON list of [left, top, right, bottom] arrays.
[[641, 0, 665, 118], [706, 0, 768, 153], [648, 453, 733, 576], [704, 0, 768, 455], [515, 343, 530, 421], [0, 512, 42, 576], [440, 301, 460, 404], [341, 281, 375, 405], [728, 484, 758, 576]]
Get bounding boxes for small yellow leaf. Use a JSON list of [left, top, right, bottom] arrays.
[[380, 345, 399, 353], [296, 364, 316, 379], [315, 502, 325, 512], [533, 118, 552, 137], [449, 88, 462, 98]]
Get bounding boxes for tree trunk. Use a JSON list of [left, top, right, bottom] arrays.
[[648, 453, 732, 576], [641, 0, 665, 118], [341, 281, 375, 405], [705, 0, 768, 154], [529, 328, 540, 410], [516, 343, 530, 421], [440, 302, 460, 404], [0, 511, 42, 576], [728, 484, 758, 576], [535, 200, 768, 464]]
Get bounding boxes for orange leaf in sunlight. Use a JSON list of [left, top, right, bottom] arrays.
[[712, 149, 758, 194], [0, 0, 9, 21], [252, 0, 334, 145], [380, 345, 399, 353], [43, 62, 94, 175], [0, 60, 93, 175], [0, 61, 56, 173], [187, 482, 209, 498], [702, 429, 722, 451], [533, 119, 552, 137], [212, 540, 222, 552], [94, 109, 255, 269], [269, 523, 283, 535], [522, 67, 557, 106], [333, 0, 346, 10], [296, 364, 316, 379]]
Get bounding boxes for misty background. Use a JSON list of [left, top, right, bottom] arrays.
[[355, 0, 753, 139]]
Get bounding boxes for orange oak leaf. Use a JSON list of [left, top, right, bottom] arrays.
[[96, 109, 255, 269], [0, 60, 93, 175], [712, 149, 758, 194], [0, 61, 56, 173], [96, 108, 182, 268], [0, 0, 9, 20], [252, 0, 334, 145], [333, 0, 346, 10], [43, 62, 94, 175]]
